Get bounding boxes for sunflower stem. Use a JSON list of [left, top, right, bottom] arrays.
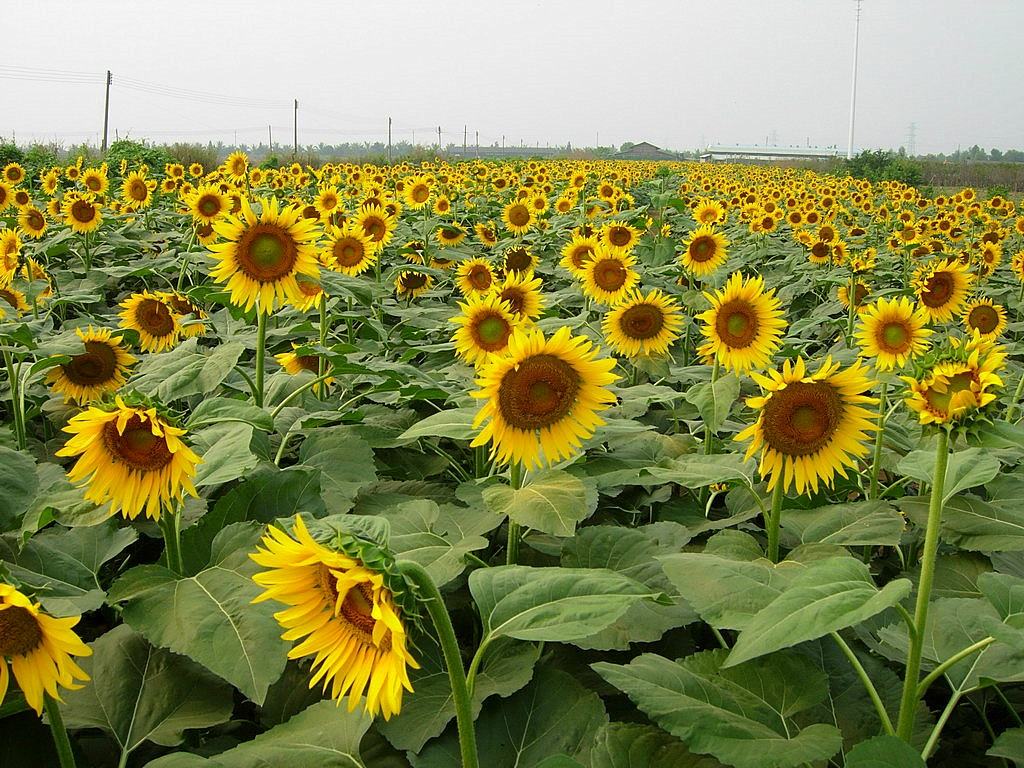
[[254, 310, 267, 408], [397, 561, 479, 768], [868, 382, 889, 500], [703, 357, 721, 457], [896, 427, 949, 741], [506, 461, 524, 565], [43, 694, 77, 768], [317, 293, 329, 400], [766, 481, 785, 562], [846, 274, 858, 345], [830, 631, 895, 736], [159, 506, 184, 575], [3, 349, 26, 451], [1006, 371, 1024, 423]]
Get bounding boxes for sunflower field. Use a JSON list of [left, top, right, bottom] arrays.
[[1, 152, 1024, 767]]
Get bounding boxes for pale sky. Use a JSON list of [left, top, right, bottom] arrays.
[[4, 0, 1023, 154]]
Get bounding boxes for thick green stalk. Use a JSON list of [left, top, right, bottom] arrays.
[[1006, 371, 1024, 423], [254, 309, 268, 407], [159, 507, 184, 575], [766, 481, 785, 562], [3, 350, 26, 450], [43, 694, 77, 768], [317, 294, 329, 399], [703, 357, 721, 456], [397, 561, 479, 768], [831, 631, 894, 735], [868, 382, 889, 500], [897, 428, 950, 741], [506, 461, 524, 565]]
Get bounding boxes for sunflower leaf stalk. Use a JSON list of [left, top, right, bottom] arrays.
[[896, 427, 950, 741], [396, 560, 479, 768], [506, 461, 524, 565], [254, 309, 267, 408], [766, 480, 785, 562], [43, 694, 77, 768], [317, 294, 329, 400], [868, 381, 889, 499], [159, 506, 185, 575]]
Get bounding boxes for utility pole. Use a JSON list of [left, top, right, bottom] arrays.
[[846, 0, 863, 160], [437, 126, 442, 151], [293, 99, 298, 154], [501, 135, 505, 149], [463, 124, 467, 156], [101, 70, 112, 152], [475, 130, 479, 158], [907, 122, 917, 156], [268, 125, 273, 150], [387, 117, 392, 164]]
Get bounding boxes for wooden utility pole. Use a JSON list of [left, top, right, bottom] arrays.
[[101, 70, 112, 152], [293, 99, 298, 154], [268, 125, 273, 150], [387, 117, 392, 164], [437, 125, 442, 150], [463, 124, 467, 156], [475, 130, 479, 158]]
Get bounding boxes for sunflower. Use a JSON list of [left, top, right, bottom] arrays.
[[188, 162, 204, 178], [224, 151, 249, 182], [275, 345, 331, 384], [436, 223, 467, 248], [693, 198, 726, 225], [209, 197, 321, 314], [45, 327, 137, 403], [697, 272, 787, 373], [456, 258, 496, 297], [314, 186, 342, 218], [503, 245, 537, 276], [495, 271, 545, 321], [81, 168, 108, 195], [962, 298, 1007, 340], [12, 189, 30, 210], [161, 292, 207, 338], [0, 583, 92, 715], [402, 174, 433, 209], [2, 163, 25, 185], [187, 183, 229, 224], [559, 234, 598, 278], [65, 164, 81, 182], [837, 281, 871, 312], [736, 357, 877, 494], [63, 196, 102, 234], [581, 247, 639, 306], [602, 289, 684, 358], [470, 325, 618, 469], [356, 205, 397, 253], [250, 516, 417, 719], [854, 297, 932, 371], [395, 270, 433, 300], [290, 274, 325, 312], [56, 397, 201, 521], [905, 336, 1005, 425], [432, 196, 452, 216], [474, 221, 498, 247], [41, 170, 59, 196], [601, 222, 640, 255], [0, 183, 10, 212], [1, 229, 21, 285], [323, 223, 376, 277], [0, 287, 29, 316], [451, 293, 520, 366], [680, 225, 729, 276], [17, 206, 47, 238], [119, 292, 181, 353], [502, 200, 535, 235], [913, 258, 974, 322]]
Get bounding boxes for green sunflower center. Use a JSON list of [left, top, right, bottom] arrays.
[[473, 314, 511, 350], [968, 305, 1000, 334], [198, 195, 221, 216], [0, 605, 43, 656], [237, 224, 299, 282], [716, 299, 760, 349], [880, 321, 911, 352]]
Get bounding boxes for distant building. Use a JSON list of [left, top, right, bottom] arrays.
[[699, 145, 842, 162], [614, 142, 679, 161]]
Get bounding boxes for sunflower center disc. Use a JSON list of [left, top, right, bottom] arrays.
[[412, 185, 429, 203], [509, 205, 530, 227], [334, 238, 364, 267], [498, 354, 581, 430], [238, 225, 298, 281], [921, 274, 953, 306], [609, 227, 630, 246], [761, 381, 842, 457], [469, 267, 492, 290], [102, 416, 174, 471], [26, 210, 45, 230], [716, 299, 759, 348], [138, 298, 176, 337], [506, 248, 531, 271], [571, 246, 594, 269], [71, 199, 96, 223], [595, 260, 627, 291], [474, 315, 510, 349], [401, 273, 428, 290], [500, 288, 525, 314], [620, 304, 665, 340], [63, 341, 118, 385], [691, 237, 715, 261], [364, 218, 386, 241], [925, 370, 977, 414], [969, 306, 999, 333], [198, 196, 220, 216], [811, 242, 830, 260], [0, 605, 44, 656], [880, 322, 911, 352]]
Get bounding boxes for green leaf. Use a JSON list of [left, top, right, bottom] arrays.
[[469, 565, 659, 644], [644, 454, 757, 490], [683, 373, 739, 434], [990, 728, 1024, 766], [844, 735, 926, 767], [591, 723, 722, 768], [0, 446, 37, 532], [412, 668, 608, 768], [725, 557, 912, 666], [61, 625, 233, 761], [593, 650, 842, 768], [978, 571, 1024, 627], [780, 500, 906, 547], [898, 494, 1024, 551], [397, 407, 478, 442], [191, 422, 258, 488], [108, 524, 290, 704], [299, 427, 378, 514], [0, 520, 136, 615], [132, 338, 245, 401], [483, 469, 598, 537], [186, 396, 274, 431], [897, 448, 1000, 505]]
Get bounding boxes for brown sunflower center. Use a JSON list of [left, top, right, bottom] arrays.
[[505, 247, 532, 272], [497, 354, 581, 430], [102, 415, 174, 471], [690, 236, 717, 263], [135, 298, 176, 337], [715, 299, 760, 349], [400, 273, 428, 291], [472, 313, 513, 351], [297, 354, 320, 372], [236, 224, 298, 282], [197, 194, 221, 217], [968, 305, 1000, 334], [619, 303, 665, 340], [71, 199, 96, 224], [0, 289, 18, 309], [878, 321, 911, 353], [363, 217, 387, 242], [810, 242, 830, 260], [0, 605, 44, 656], [62, 340, 119, 385], [761, 381, 842, 457], [499, 287, 526, 315], [468, 265, 492, 290], [333, 237, 366, 267], [920, 272, 954, 307], [25, 210, 45, 231], [593, 258, 627, 292], [508, 204, 530, 227], [570, 245, 594, 269], [608, 226, 631, 247], [700, 209, 717, 223], [339, 581, 378, 638], [411, 184, 429, 203]]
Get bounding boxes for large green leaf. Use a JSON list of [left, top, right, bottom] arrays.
[[62, 625, 233, 763], [989, 728, 1024, 766], [483, 469, 598, 537], [726, 557, 911, 666], [108, 523, 290, 704], [899, 494, 1024, 551], [298, 426, 378, 514], [186, 396, 274, 431], [644, 454, 757, 490], [0, 446, 37, 532], [897, 448, 1000, 505], [780, 501, 905, 547], [683, 373, 740, 434], [469, 565, 660, 644], [0, 520, 136, 615], [978, 571, 1024, 627], [844, 735, 926, 767], [594, 650, 842, 768], [412, 668, 607, 768], [190, 421, 259, 488], [397, 407, 477, 441], [591, 723, 723, 768], [131, 338, 244, 401]]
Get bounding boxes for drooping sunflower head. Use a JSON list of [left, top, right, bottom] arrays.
[[962, 297, 1007, 340], [250, 516, 418, 719], [394, 270, 433, 300], [736, 356, 878, 494], [494, 271, 545, 321], [474, 221, 498, 247], [45, 326, 137, 404], [451, 293, 520, 366], [470, 325, 618, 469], [224, 151, 249, 182], [290, 273, 326, 312], [160, 292, 207, 338], [913, 258, 974, 322], [559, 234, 598, 278], [456, 258, 496, 297], [837, 280, 871, 312], [436, 223, 467, 248], [274, 344, 332, 385], [324, 223, 377, 277], [503, 244, 537, 276], [0, 286, 29, 316], [904, 334, 1006, 425], [601, 288, 684, 358], [697, 272, 788, 373], [56, 396, 201, 521], [854, 296, 932, 371], [600, 221, 640, 255], [209, 197, 321, 314], [581, 246, 639, 306], [681, 225, 730, 277], [119, 291, 181, 353]]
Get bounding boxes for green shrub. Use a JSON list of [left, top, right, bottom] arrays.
[[104, 139, 174, 175]]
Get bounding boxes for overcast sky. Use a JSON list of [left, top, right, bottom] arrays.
[[4, 0, 1022, 154]]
